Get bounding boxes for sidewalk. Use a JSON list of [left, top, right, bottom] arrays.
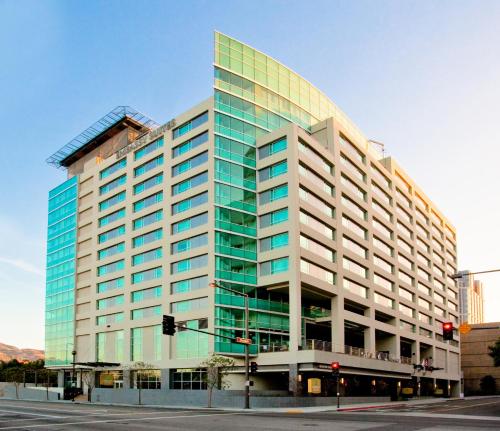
[[0, 395, 455, 413]]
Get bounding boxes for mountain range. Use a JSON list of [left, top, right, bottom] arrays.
[[0, 343, 44, 362]]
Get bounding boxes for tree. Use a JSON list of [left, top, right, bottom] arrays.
[[36, 369, 53, 401], [488, 338, 500, 367], [199, 354, 235, 408], [5, 368, 24, 399], [480, 375, 496, 395], [125, 362, 157, 405], [81, 370, 95, 402]]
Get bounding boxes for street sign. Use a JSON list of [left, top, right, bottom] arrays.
[[459, 322, 472, 334], [235, 337, 252, 344]]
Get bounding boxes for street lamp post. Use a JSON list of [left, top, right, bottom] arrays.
[[210, 280, 250, 409], [71, 350, 77, 402]]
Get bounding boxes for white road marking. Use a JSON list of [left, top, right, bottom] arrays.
[[0, 409, 61, 419], [433, 400, 500, 412], [0, 404, 107, 414], [0, 411, 246, 430]]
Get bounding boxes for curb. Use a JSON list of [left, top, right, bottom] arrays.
[[337, 403, 407, 412]]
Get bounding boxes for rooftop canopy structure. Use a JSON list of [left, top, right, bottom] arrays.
[[46, 106, 159, 169]]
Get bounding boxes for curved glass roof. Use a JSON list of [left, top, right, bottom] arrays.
[[214, 31, 376, 155]]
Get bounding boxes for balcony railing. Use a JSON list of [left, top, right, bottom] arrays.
[[259, 343, 289, 353], [302, 339, 413, 365]]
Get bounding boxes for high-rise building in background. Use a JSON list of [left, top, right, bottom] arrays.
[[44, 32, 461, 398], [457, 270, 484, 324]]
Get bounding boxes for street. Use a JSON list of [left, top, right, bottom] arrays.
[[0, 398, 498, 430]]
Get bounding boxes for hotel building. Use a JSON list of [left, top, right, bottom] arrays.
[[45, 32, 461, 397]]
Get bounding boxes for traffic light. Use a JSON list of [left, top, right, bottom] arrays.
[[442, 322, 454, 341], [331, 361, 340, 376], [250, 361, 258, 374], [162, 315, 176, 336]]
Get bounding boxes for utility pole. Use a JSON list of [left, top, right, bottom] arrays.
[[71, 350, 77, 402], [210, 281, 251, 409]]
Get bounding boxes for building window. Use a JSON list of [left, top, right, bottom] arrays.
[[175, 319, 209, 359], [97, 294, 124, 310], [99, 191, 126, 211], [132, 247, 163, 266], [132, 228, 163, 248], [258, 137, 287, 159], [171, 275, 209, 294], [97, 277, 124, 294], [259, 161, 287, 182], [172, 151, 208, 177], [134, 155, 164, 177], [171, 254, 208, 274], [172, 212, 208, 235], [215, 183, 256, 213], [215, 134, 256, 167], [172, 171, 208, 196], [298, 139, 333, 173], [172, 111, 208, 139], [100, 159, 126, 180], [300, 187, 333, 217], [260, 208, 288, 228], [97, 260, 124, 276], [98, 225, 125, 244], [131, 267, 163, 284], [215, 159, 256, 190], [172, 131, 209, 158], [260, 232, 289, 252], [100, 174, 126, 195], [215, 256, 257, 284], [133, 210, 163, 230], [99, 208, 126, 227], [134, 137, 164, 161], [98, 242, 125, 260], [215, 231, 256, 260], [133, 191, 163, 213], [133, 369, 161, 389], [171, 297, 209, 313], [131, 286, 162, 303], [170, 369, 207, 389], [300, 234, 334, 261], [300, 259, 335, 285], [131, 305, 162, 320], [172, 192, 208, 215], [134, 173, 163, 195], [172, 233, 208, 254], [260, 257, 289, 276]]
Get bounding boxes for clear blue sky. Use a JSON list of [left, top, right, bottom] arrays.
[[1, 0, 499, 349]]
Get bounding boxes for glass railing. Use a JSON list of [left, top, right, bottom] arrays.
[[215, 341, 258, 355], [215, 294, 289, 313], [215, 245, 257, 261], [215, 220, 257, 237], [302, 307, 331, 319], [259, 343, 289, 353], [215, 270, 257, 285]]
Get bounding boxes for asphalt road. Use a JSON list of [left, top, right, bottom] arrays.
[[0, 398, 498, 430]]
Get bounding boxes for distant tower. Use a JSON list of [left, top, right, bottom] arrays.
[[457, 270, 484, 324]]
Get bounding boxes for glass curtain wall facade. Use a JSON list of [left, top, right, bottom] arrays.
[[45, 176, 78, 366], [213, 32, 352, 354]]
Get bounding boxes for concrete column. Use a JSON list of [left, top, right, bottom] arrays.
[[57, 370, 64, 388], [364, 327, 375, 355], [394, 334, 401, 359], [288, 364, 300, 396], [161, 368, 170, 390], [123, 370, 132, 389], [331, 295, 344, 352], [289, 278, 302, 351], [412, 340, 420, 365]]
